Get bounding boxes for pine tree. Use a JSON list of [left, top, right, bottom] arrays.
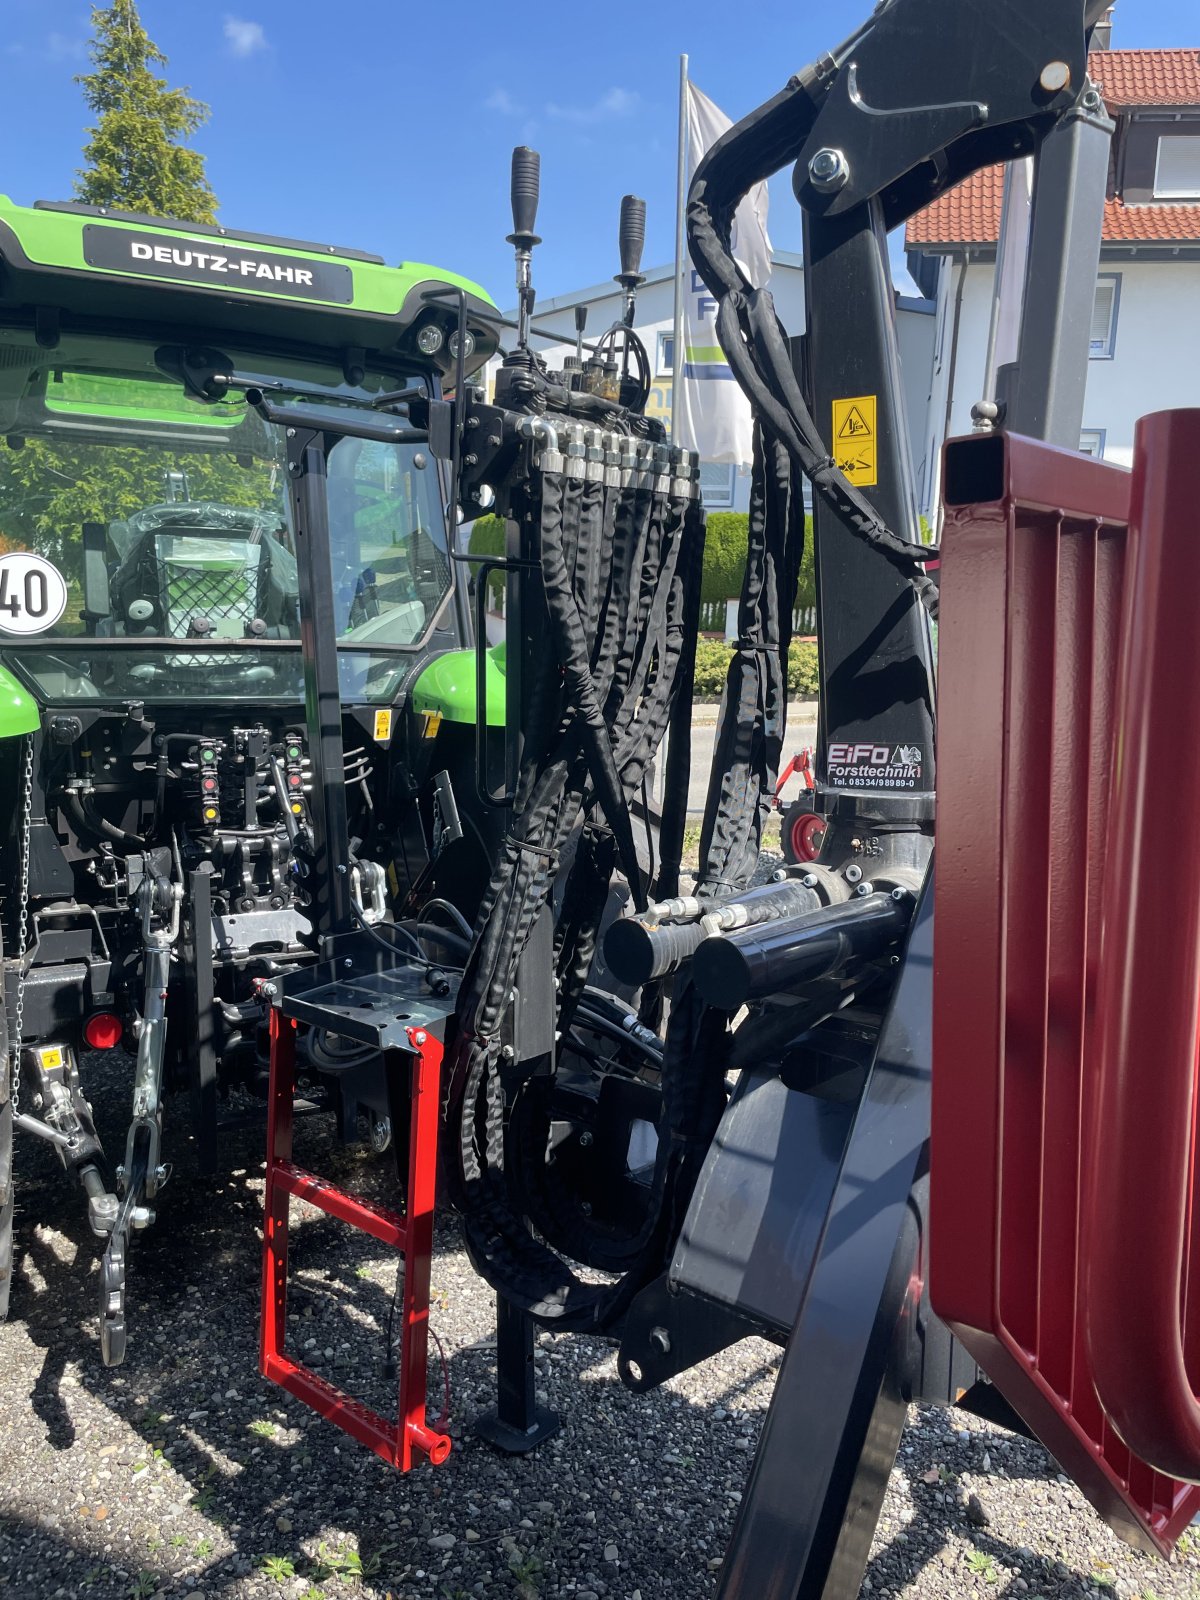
[[0, 0, 251, 604], [74, 0, 217, 224]]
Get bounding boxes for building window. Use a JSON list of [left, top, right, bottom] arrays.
[[1090, 275, 1120, 359], [699, 461, 736, 508], [1079, 429, 1106, 459], [657, 331, 675, 374], [1154, 135, 1200, 199]]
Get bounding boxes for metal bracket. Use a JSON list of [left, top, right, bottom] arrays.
[[618, 1275, 762, 1393]]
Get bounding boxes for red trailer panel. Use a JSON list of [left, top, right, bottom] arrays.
[[932, 419, 1200, 1552]]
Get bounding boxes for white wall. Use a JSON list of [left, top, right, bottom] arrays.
[[1078, 262, 1200, 466], [922, 254, 1200, 502]]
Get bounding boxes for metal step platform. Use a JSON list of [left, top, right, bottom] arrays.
[[259, 940, 456, 1471]]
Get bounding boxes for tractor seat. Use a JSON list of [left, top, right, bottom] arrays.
[[108, 502, 298, 644]]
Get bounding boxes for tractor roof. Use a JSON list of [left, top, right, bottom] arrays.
[[0, 195, 499, 375]]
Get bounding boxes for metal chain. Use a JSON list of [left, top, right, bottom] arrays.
[[8, 733, 33, 1114]]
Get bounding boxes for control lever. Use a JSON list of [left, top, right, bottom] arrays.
[[615, 194, 646, 325], [507, 146, 542, 352]]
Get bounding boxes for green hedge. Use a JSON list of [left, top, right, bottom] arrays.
[[472, 510, 819, 618], [693, 638, 818, 700], [471, 506, 931, 619], [704, 511, 816, 617], [467, 513, 507, 606]]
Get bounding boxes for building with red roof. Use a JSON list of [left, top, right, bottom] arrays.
[[905, 30, 1200, 502]]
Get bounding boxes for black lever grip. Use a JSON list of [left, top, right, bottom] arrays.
[[574, 304, 588, 333], [509, 146, 541, 241], [618, 195, 646, 279]]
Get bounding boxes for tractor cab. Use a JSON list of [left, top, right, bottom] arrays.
[[0, 327, 455, 705], [0, 194, 497, 1361]]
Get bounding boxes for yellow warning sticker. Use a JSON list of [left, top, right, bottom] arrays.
[[39, 1047, 64, 1070], [373, 708, 393, 745], [832, 394, 878, 487]]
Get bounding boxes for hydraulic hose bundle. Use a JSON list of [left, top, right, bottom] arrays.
[[684, 68, 940, 620], [570, 43, 943, 1296], [673, 55, 943, 932], [442, 405, 709, 1330]]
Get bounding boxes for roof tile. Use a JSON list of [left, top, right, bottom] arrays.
[[905, 49, 1200, 250], [1091, 48, 1200, 107]]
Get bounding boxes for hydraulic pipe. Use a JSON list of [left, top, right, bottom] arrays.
[[603, 879, 821, 988], [605, 916, 707, 987], [691, 892, 908, 1011]]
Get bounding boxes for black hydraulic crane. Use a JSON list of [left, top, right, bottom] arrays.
[[256, 0, 1200, 1591]]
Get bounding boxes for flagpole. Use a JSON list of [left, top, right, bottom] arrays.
[[671, 52, 688, 448]]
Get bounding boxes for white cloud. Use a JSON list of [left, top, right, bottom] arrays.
[[46, 33, 86, 62], [485, 88, 525, 116], [224, 17, 268, 58], [546, 87, 638, 125]]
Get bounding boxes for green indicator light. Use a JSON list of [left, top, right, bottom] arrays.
[[202, 748, 215, 762], [287, 745, 301, 760]]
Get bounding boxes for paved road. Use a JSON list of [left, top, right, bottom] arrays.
[[653, 700, 819, 816]]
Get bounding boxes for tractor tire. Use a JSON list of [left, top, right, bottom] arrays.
[[0, 1096, 13, 1323], [780, 796, 827, 866]]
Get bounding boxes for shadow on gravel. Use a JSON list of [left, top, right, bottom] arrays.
[[3, 1054, 774, 1598], [860, 1422, 1192, 1600], [0, 1513, 288, 1600], [19, 1222, 86, 1451], [8, 1052, 1200, 1600]]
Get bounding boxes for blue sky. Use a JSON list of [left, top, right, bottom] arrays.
[[0, 0, 1195, 304]]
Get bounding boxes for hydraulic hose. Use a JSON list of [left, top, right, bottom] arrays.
[[686, 65, 939, 615], [60, 789, 146, 852], [442, 429, 708, 1331]]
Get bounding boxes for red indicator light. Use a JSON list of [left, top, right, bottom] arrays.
[[84, 1012, 123, 1050]]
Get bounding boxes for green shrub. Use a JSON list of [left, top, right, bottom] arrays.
[[699, 510, 817, 618], [691, 637, 819, 701], [787, 639, 819, 696], [467, 513, 506, 606], [700, 512, 749, 605], [692, 638, 734, 698]]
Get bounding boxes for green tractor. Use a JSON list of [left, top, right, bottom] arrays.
[[0, 193, 500, 1360]]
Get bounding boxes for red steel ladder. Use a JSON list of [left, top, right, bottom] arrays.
[[259, 1007, 450, 1470]]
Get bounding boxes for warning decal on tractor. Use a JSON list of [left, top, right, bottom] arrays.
[[832, 395, 878, 487], [373, 709, 393, 745]]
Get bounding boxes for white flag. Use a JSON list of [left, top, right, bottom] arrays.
[[676, 80, 772, 466], [989, 156, 1033, 385]]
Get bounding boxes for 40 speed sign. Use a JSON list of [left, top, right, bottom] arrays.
[[0, 552, 68, 635]]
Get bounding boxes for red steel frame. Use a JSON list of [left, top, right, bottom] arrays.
[[1085, 409, 1200, 1482], [259, 1008, 451, 1470], [932, 419, 1200, 1552]]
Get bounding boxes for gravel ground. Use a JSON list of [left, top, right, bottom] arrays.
[[2, 1053, 1198, 1600]]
